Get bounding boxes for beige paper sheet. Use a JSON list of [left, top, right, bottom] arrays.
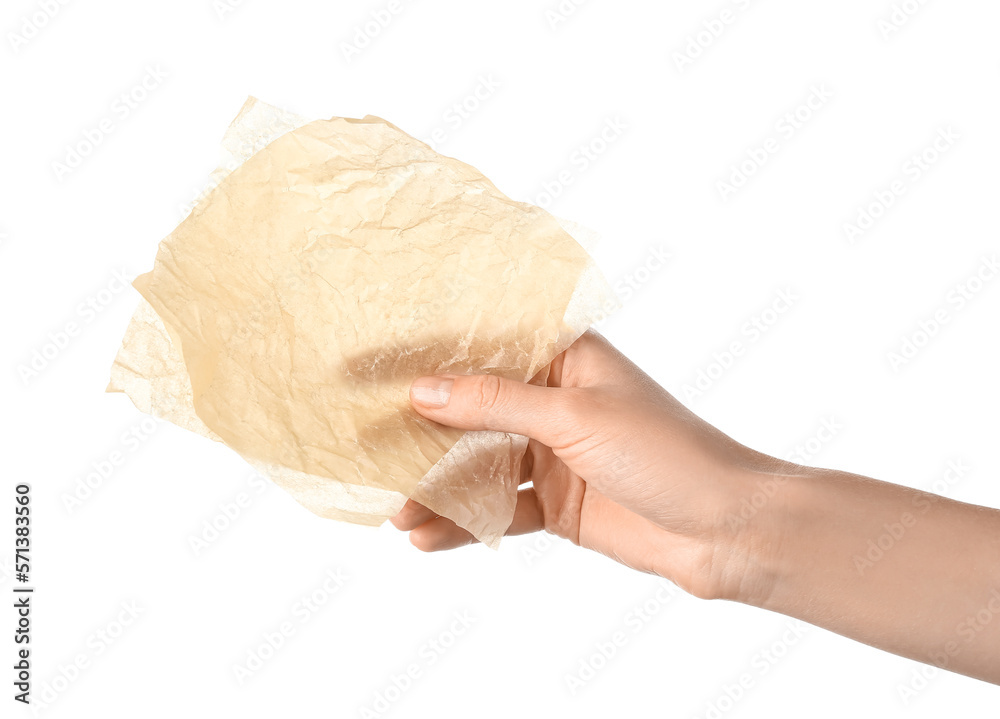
[[108, 97, 617, 548]]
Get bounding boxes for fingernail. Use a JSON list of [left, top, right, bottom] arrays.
[[411, 377, 453, 408]]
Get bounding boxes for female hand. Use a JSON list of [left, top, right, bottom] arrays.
[[392, 330, 1000, 684], [391, 330, 773, 602]]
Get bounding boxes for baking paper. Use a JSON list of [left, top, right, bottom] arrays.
[[108, 97, 617, 548]]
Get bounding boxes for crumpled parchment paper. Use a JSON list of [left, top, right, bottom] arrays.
[[108, 97, 617, 548]]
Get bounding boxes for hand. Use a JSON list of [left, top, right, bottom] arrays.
[[391, 330, 1000, 683], [391, 330, 773, 602]]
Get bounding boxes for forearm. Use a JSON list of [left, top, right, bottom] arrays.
[[738, 464, 1000, 684]]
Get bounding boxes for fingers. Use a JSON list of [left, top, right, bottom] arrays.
[[409, 374, 574, 447], [397, 487, 544, 552], [391, 455, 535, 533], [408, 516, 476, 551], [389, 498, 438, 531]]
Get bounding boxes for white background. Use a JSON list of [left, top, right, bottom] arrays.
[[3, 0, 1000, 717]]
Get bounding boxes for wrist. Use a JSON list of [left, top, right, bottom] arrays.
[[703, 458, 813, 606]]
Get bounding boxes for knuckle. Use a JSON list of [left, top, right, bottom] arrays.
[[470, 374, 504, 413]]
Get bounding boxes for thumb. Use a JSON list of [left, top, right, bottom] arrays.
[[409, 374, 569, 445]]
